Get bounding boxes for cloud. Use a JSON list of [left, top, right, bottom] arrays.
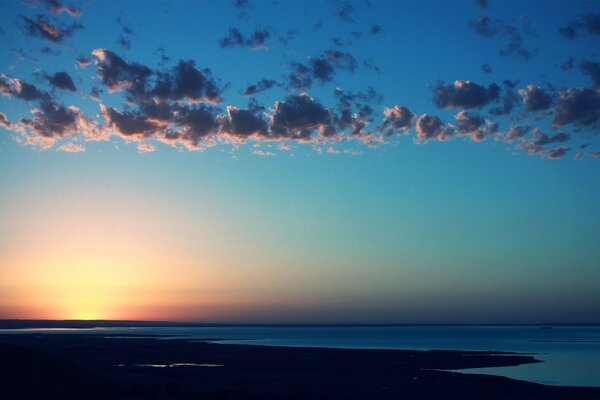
[[475, 0, 488, 9], [11, 48, 27, 61], [151, 60, 222, 103], [470, 16, 500, 37], [41, 46, 61, 56], [232, 0, 248, 9], [331, 37, 345, 47], [544, 146, 569, 159], [76, 56, 91, 67], [92, 49, 152, 95], [288, 62, 312, 90], [502, 125, 530, 142], [246, 29, 271, 49], [519, 85, 552, 111], [559, 25, 577, 39], [531, 130, 570, 146], [20, 15, 82, 44], [0, 72, 107, 147], [36, 0, 82, 17], [19, 99, 80, 139], [219, 106, 268, 140], [489, 80, 519, 116], [370, 24, 383, 35], [270, 94, 335, 141], [481, 64, 492, 74], [243, 79, 278, 96], [333, 1, 355, 23], [45, 71, 77, 92], [577, 150, 600, 159], [231, 0, 250, 20], [469, 16, 536, 60], [100, 105, 158, 139], [88, 50, 228, 149], [515, 129, 571, 159], [160, 105, 221, 149], [90, 87, 102, 101], [334, 86, 381, 115], [0, 112, 12, 128], [219, 27, 243, 47], [137, 143, 156, 153], [332, 87, 381, 138], [101, 101, 221, 150], [219, 27, 271, 50], [454, 110, 496, 141], [93, 50, 223, 104], [311, 51, 357, 81], [416, 114, 452, 142], [433, 80, 500, 109], [335, 110, 369, 137], [0, 74, 47, 101], [378, 105, 415, 136], [58, 142, 85, 152], [252, 148, 275, 156], [1, 41, 593, 161], [560, 14, 600, 39], [278, 29, 298, 45], [117, 35, 132, 50], [517, 141, 543, 155], [288, 50, 358, 89], [552, 87, 600, 127], [579, 60, 600, 87], [561, 56, 575, 72], [90, 89, 376, 150]]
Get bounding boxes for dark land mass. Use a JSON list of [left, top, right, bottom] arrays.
[[1, 319, 598, 329], [1, 334, 600, 399]]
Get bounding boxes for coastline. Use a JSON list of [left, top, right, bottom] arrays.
[[1, 333, 599, 399]]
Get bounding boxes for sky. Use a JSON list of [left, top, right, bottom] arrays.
[[0, 0, 599, 323]]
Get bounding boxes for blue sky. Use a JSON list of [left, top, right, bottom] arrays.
[[0, 0, 599, 323]]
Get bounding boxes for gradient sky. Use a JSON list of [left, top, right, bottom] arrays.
[[1, 0, 599, 323]]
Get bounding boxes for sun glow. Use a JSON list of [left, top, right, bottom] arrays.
[[0, 186, 207, 320]]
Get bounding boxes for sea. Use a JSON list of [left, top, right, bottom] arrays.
[[1, 325, 599, 387]]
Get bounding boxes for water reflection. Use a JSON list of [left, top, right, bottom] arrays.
[[116, 363, 224, 368]]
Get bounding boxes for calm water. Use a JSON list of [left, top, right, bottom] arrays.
[[1, 325, 599, 387]]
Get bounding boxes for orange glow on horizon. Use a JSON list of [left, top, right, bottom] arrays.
[[0, 183, 390, 322]]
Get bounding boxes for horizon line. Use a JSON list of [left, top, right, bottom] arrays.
[[1, 319, 599, 328]]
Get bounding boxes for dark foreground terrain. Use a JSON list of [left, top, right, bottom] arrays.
[[0, 334, 599, 399]]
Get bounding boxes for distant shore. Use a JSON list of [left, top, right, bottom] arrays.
[[1, 333, 599, 399], [1, 319, 599, 330]]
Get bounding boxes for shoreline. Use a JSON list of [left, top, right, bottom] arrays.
[[1, 333, 599, 399]]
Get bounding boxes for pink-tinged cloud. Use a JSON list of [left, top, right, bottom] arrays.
[[454, 110, 497, 142], [518, 84, 552, 111], [76, 56, 91, 67], [218, 106, 268, 143], [20, 15, 82, 44], [137, 143, 156, 153], [433, 80, 500, 109], [416, 114, 453, 142], [379, 105, 415, 136], [252, 148, 275, 156], [32, 0, 82, 17], [0, 74, 46, 101], [100, 104, 159, 140], [0, 112, 12, 128], [58, 142, 85, 152], [543, 146, 570, 159]]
